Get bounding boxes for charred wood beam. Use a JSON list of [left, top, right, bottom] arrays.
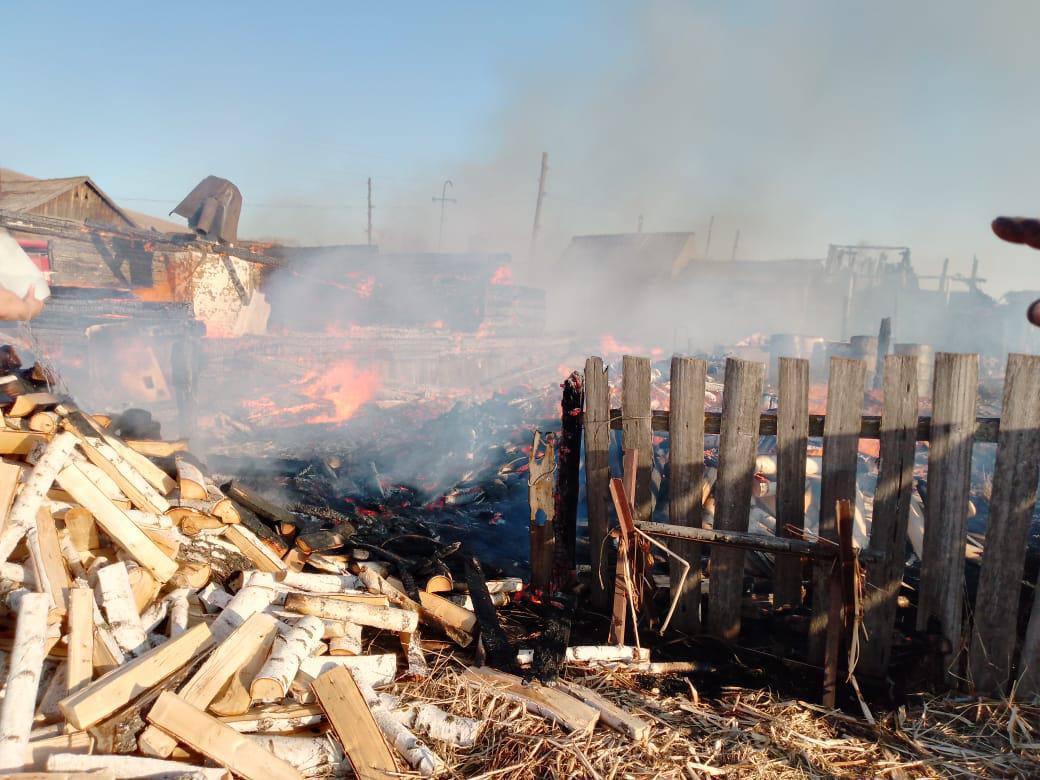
[[608, 409, 1000, 443], [463, 556, 518, 674], [553, 372, 583, 582]]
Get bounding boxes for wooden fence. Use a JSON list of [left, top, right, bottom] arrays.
[[583, 352, 1040, 698]]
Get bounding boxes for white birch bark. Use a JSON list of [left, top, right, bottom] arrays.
[[167, 588, 190, 637], [46, 752, 229, 779], [0, 591, 50, 771], [96, 562, 148, 657], [250, 615, 325, 702], [210, 571, 278, 641], [328, 622, 362, 656], [275, 570, 362, 593]]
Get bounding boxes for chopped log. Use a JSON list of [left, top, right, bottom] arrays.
[[294, 530, 345, 555], [55, 465, 177, 583], [65, 589, 93, 697], [0, 592, 51, 771], [246, 735, 344, 777], [95, 563, 148, 658], [310, 666, 399, 780], [328, 622, 362, 657], [139, 612, 278, 759], [462, 666, 598, 734], [23, 732, 94, 772], [668, 356, 706, 632], [361, 684, 444, 776], [62, 509, 98, 556], [274, 570, 362, 593], [31, 508, 69, 614], [146, 691, 303, 780], [219, 703, 324, 734], [406, 702, 483, 747], [8, 392, 60, 419], [166, 508, 222, 536], [210, 572, 279, 641], [917, 353, 978, 685], [169, 562, 210, 591], [27, 412, 59, 435], [0, 433, 77, 565], [774, 357, 809, 610], [0, 561, 34, 586], [707, 358, 764, 641], [296, 655, 397, 689], [46, 753, 229, 780], [424, 574, 452, 593], [166, 589, 189, 638], [250, 615, 324, 702], [0, 431, 49, 456], [223, 525, 286, 573], [123, 439, 188, 458], [58, 622, 214, 730], [174, 457, 207, 501], [284, 593, 418, 633], [417, 591, 475, 646], [556, 679, 650, 741], [206, 635, 271, 718]]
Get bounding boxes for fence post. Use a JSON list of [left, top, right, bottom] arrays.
[[918, 352, 978, 686], [622, 356, 653, 527], [810, 357, 867, 664], [859, 354, 919, 678], [970, 354, 1040, 696], [584, 357, 611, 611], [774, 357, 809, 610], [668, 356, 706, 632], [707, 358, 764, 640]]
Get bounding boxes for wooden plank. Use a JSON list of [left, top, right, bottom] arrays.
[[58, 622, 213, 730], [65, 588, 93, 696], [809, 357, 866, 664], [33, 509, 70, 616], [310, 665, 399, 780], [822, 499, 855, 707], [917, 352, 977, 685], [773, 357, 809, 610], [556, 679, 649, 740], [860, 354, 919, 678], [55, 464, 177, 583], [606, 409, 1001, 443], [637, 520, 883, 560], [463, 666, 598, 734], [622, 356, 653, 526], [970, 354, 1040, 696], [667, 356, 705, 632], [584, 357, 611, 611], [147, 691, 303, 780], [124, 439, 189, 458], [707, 358, 764, 641]]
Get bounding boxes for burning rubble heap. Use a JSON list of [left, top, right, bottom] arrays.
[[0, 347, 1037, 778]]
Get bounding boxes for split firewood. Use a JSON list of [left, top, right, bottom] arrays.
[[30, 508, 70, 614], [63, 508, 98, 555], [401, 631, 429, 678], [167, 508, 223, 536], [418, 591, 476, 647], [295, 654, 397, 690], [146, 691, 304, 780], [555, 680, 650, 741], [406, 702, 484, 748], [295, 530, 346, 555], [8, 392, 60, 419], [0, 432, 77, 565], [123, 439, 188, 458], [27, 411, 60, 435], [219, 703, 324, 734], [274, 569, 362, 593], [65, 588, 93, 698], [46, 752, 230, 780], [174, 457, 207, 501], [452, 577, 523, 595], [360, 682, 445, 777], [223, 524, 287, 573], [0, 592, 51, 771], [58, 622, 214, 730], [23, 731, 94, 771], [328, 623, 362, 656], [95, 562, 149, 657], [210, 572, 279, 641], [166, 589, 190, 638], [309, 666, 399, 780], [139, 612, 278, 759], [462, 666, 599, 734], [0, 459, 22, 525], [178, 489, 239, 525], [250, 615, 325, 703], [247, 734, 345, 776]]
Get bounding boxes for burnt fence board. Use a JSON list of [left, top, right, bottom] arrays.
[[918, 352, 978, 685], [707, 358, 764, 641], [969, 354, 1040, 696], [608, 409, 1000, 443], [622, 356, 653, 526], [584, 357, 611, 611], [810, 357, 867, 665], [668, 356, 706, 632], [774, 357, 810, 610], [860, 354, 920, 678], [1020, 568, 1040, 696]]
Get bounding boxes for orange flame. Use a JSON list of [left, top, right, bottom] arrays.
[[294, 359, 380, 424], [489, 265, 513, 285]]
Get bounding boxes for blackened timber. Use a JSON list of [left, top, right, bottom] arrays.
[[553, 371, 584, 582], [606, 409, 1001, 443], [235, 506, 290, 557], [222, 481, 298, 529], [295, 530, 347, 555], [463, 556, 518, 674]]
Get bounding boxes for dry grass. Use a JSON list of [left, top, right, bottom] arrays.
[[390, 653, 1040, 779]]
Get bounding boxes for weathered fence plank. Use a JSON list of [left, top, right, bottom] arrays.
[[668, 356, 706, 632], [1019, 574, 1040, 697], [774, 357, 809, 610], [622, 356, 653, 526], [917, 352, 978, 685], [860, 354, 919, 677], [810, 357, 867, 664], [583, 357, 611, 611], [707, 358, 764, 641], [970, 354, 1040, 696]]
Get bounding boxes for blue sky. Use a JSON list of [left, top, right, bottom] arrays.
[[4, 1, 1040, 294]]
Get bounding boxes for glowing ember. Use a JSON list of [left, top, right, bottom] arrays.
[[489, 265, 513, 285], [355, 276, 376, 298], [294, 359, 380, 424], [600, 334, 641, 356]]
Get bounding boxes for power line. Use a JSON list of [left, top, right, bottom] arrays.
[[116, 196, 360, 210]]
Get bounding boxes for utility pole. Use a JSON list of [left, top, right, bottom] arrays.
[[529, 152, 549, 258], [366, 177, 373, 247], [703, 215, 715, 260], [637, 214, 644, 233], [730, 229, 740, 261], [432, 179, 455, 251]]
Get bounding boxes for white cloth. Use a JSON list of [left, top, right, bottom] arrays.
[[0, 228, 50, 300]]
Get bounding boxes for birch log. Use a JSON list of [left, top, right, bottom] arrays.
[[47, 752, 230, 780], [408, 703, 484, 747], [175, 457, 208, 501], [250, 616, 325, 702], [210, 572, 278, 641], [0, 432, 77, 563], [96, 562, 149, 657], [275, 570, 363, 593], [167, 589, 190, 637], [248, 734, 345, 775], [295, 654, 397, 689], [283, 593, 418, 633], [359, 683, 444, 776], [0, 592, 50, 771], [329, 623, 362, 656]]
